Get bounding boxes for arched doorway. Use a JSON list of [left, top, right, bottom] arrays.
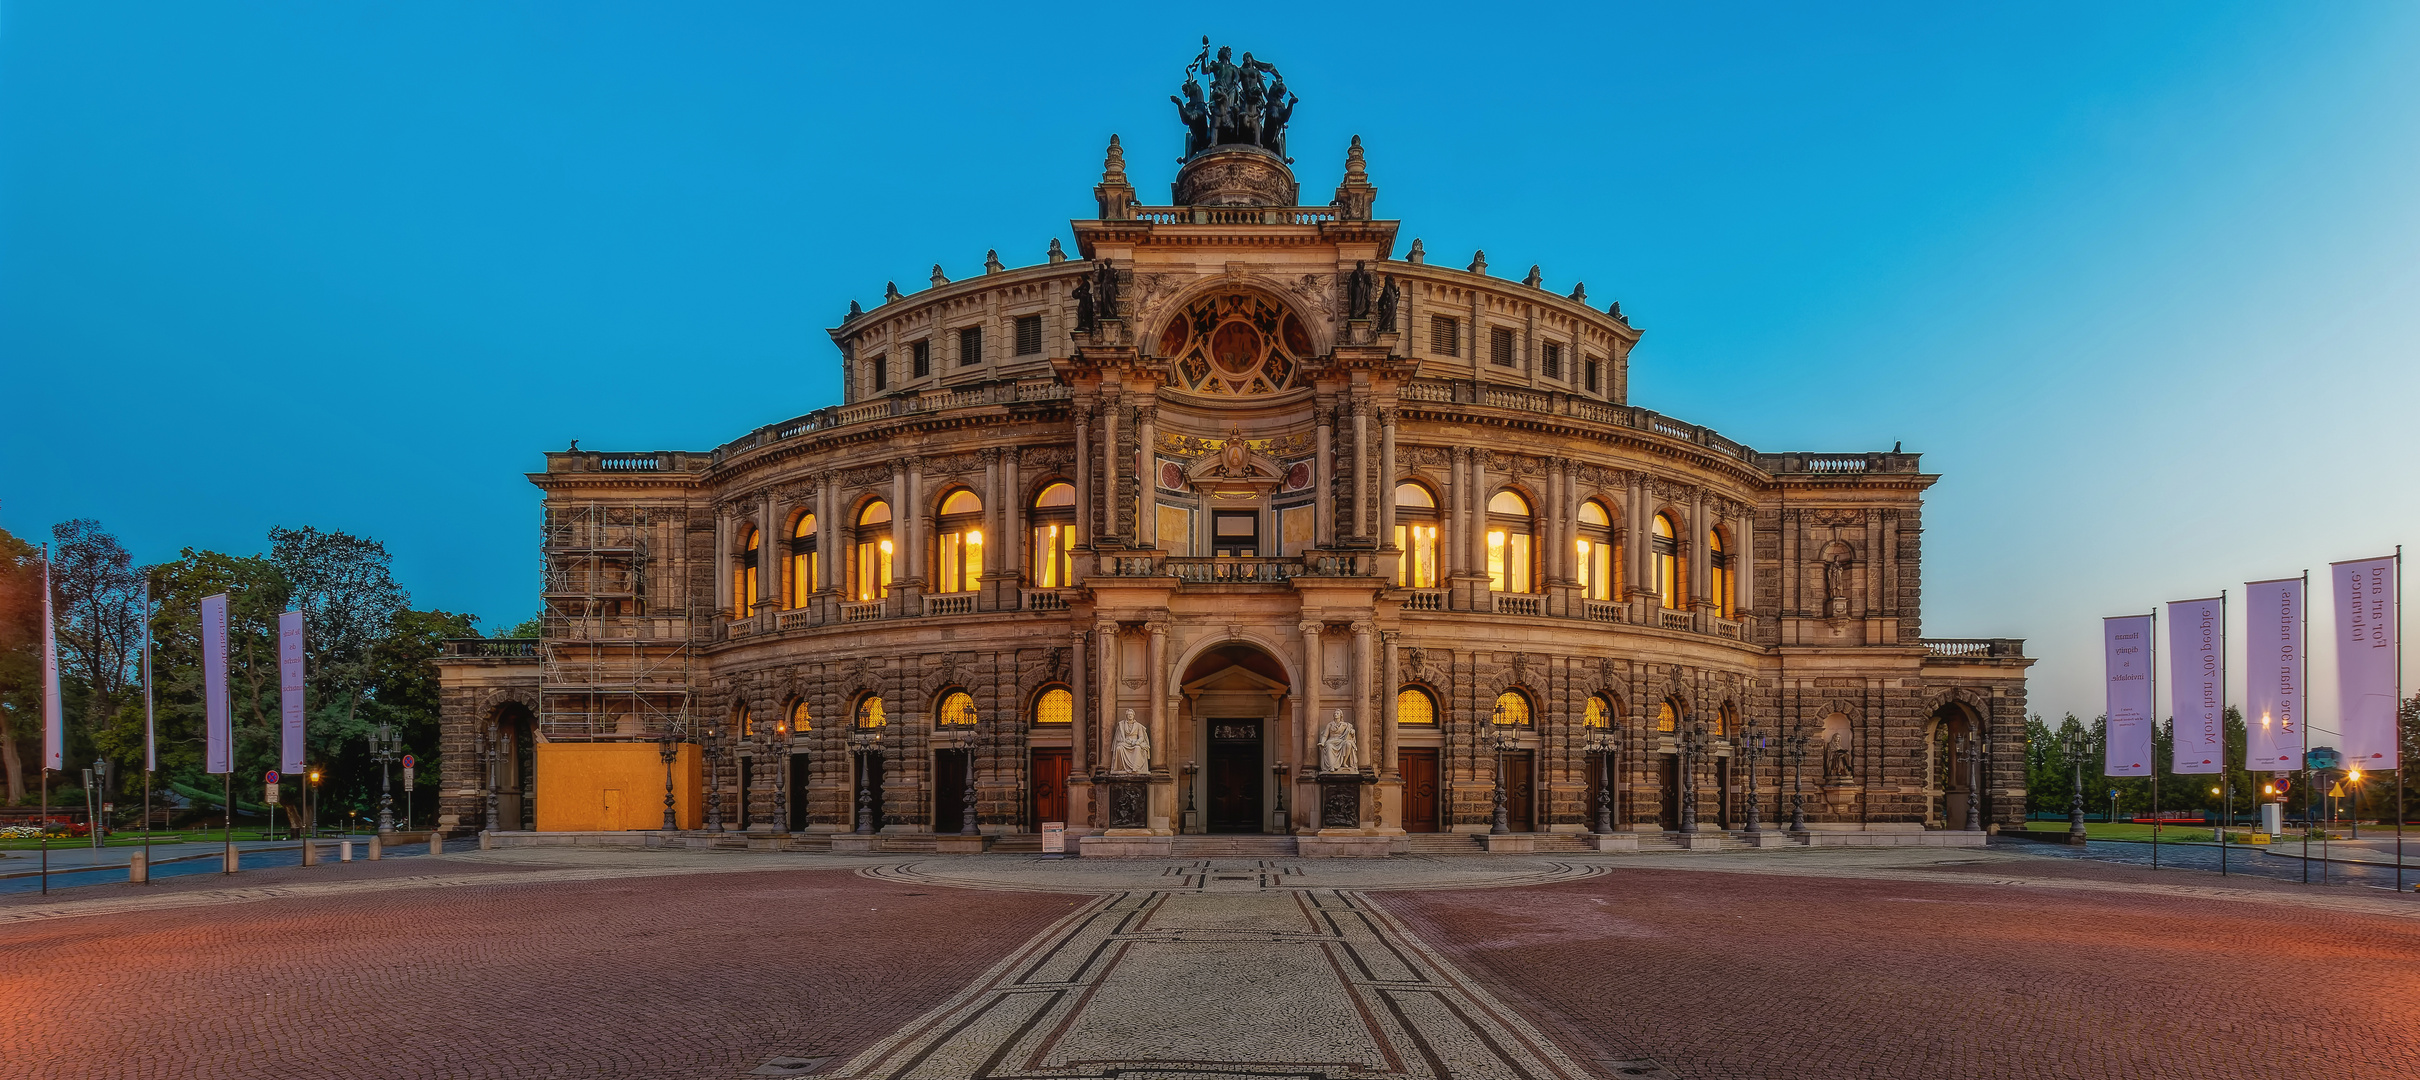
[[489, 703, 537, 832], [1180, 644, 1290, 834], [1931, 703, 1983, 829]]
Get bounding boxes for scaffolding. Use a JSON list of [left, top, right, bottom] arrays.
[[540, 501, 694, 743]]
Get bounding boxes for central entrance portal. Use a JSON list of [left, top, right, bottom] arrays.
[[1206, 719, 1264, 832]]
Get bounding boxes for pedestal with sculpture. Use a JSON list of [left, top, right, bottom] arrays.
[[1080, 711, 1174, 857], [1299, 711, 1391, 857]]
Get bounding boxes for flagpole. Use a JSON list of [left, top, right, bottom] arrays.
[[142, 572, 154, 881], [2303, 569, 2311, 886], [2395, 544, 2404, 894], [2151, 607, 2160, 871], [2220, 590, 2229, 877]]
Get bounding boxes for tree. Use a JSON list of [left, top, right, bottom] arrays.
[[48, 520, 145, 798], [146, 549, 289, 822], [0, 526, 43, 802]]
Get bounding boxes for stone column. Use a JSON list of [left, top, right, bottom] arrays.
[[1446, 447, 1467, 578], [1003, 451, 1025, 597], [714, 506, 732, 615], [1315, 403, 1335, 547], [1379, 631, 1401, 777], [1070, 628, 1091, 775], [1297, 620, 1323, 832], [982, 448, 1003, 609], [819, 474, 839, 617], [1351, 398, 1370, 542], [888, 462, 909, 617], [1469, 450, 1490, 601], [1738, 508, 1756, 621], [1101, 394, 1122, 545], [1136, 406, 1158, 549], [1352, 620, 1375, 767], [759, 488, 779, 617], [905, 457, 926, 593], [1094, 620, 1118, 772], [1544, 462, 1563, 585], [1689, 489, 1710, 611], [1073, 405, 1092, 548], [1627, 474, 1650, 610], [1147, 619, 1169, 771], [1377, 408, 1398, 546]]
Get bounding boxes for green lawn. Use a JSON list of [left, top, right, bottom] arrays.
[[0, 830, 303, 851], [2020, 822, 2264, 843]]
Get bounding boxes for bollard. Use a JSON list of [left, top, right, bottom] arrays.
[[429, 832, 443, 856], [301, 838, 319, 866], [129, 850, 149, 884], [340, 840, 353, 862], [368, 835, 382, 861], [480, 829, 494, 851], [223, 842, 240, 874]]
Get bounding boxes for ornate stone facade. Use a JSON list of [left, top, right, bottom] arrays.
[[435, 67, 2031, 844]]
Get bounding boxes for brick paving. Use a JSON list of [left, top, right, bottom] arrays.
[[3, 862, 1081, 1080], [1381, 864, 2420, 1080]]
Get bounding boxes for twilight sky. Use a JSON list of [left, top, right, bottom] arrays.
[[3, 2, 2415, 728]]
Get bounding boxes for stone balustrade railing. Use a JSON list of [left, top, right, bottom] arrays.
[[440, 638, 540, 658], [1921, 638, 2027, 658]]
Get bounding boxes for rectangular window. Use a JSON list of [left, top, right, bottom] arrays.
[[1542, 342, 1562, 380], [1211, 510, 1258, 558], [1490, 328, 1516, 367], [1157, 505, 1194, 557], [958, 326, 982, 367], [1576, 539, 1613, 600], [1014, 314, 1043, 356], [870, 354, 888, 391], [1277, 504, 1314, 557], [1430, 315, 1459, 356], [911, 340, 931, 378], [1030, 524, 1072, 587], [1584, 358, 1601, 394], [1395, 523, 1438, 587]]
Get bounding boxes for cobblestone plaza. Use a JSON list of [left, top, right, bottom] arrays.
[[9, 844, 2418, 1079]]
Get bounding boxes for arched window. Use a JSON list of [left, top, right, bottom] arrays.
[[1708, 527, 1733, 618], [1651, 513, 1682, 610], [789, 513, 819, 608], [1486, 491, 1534, 594], [1032, 687, 1073, 725], [1491, 690, 1533, 726], [788, 699, 812, 733], [853, 501, 894, 602], [1576, 500, 1617, 601], [935, 489, 984, 595], [1714, 703, 1736, 739], [1030, 482, 1075, 588], [855, 694, 887, 729], [937, 690, 977, 727], [735, 705, 755, 739], [1656, 700, 1679, 733], [1393, 483, 1440, 588], [1584, 695, 1613, 728], [1396, 687, 1437, 725], [734, 525, 760, 618]]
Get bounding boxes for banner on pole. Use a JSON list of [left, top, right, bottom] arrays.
[[203, 593, 232, 774], [41, 553, 63, 772], [279, 610, 306, 774], [2244, 577, 2304, 770], [2166, 597, 2225, 774], [2331, 556, 2399, 769], [2104, 615, 2155, 776]]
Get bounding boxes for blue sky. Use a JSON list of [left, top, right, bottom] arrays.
[[3, 2, 2415, 726]]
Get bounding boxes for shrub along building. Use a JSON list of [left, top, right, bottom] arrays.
[[434, 47, 2031, 853]]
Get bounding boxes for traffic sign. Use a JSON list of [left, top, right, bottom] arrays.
[[266, 770, 280, 785], [402, 754, 416, 769]]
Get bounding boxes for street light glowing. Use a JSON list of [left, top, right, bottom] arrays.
[[2347, 768, 2362, 784]]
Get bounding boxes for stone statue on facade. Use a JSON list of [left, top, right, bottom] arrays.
[[1073, 275, 1095, 333], [1093, 262, 1120, 321], [1183, 40, 1293, 158], [1822, 543, 1854, 614], [1824, 733, 1853, 780], [1111, 709, 1151, 775], [1376, 275, 1399, 333], [1318, 710, 1359, 773], [1263, 75, 1297, 161], [1346, 260, 1375, 320], [1172, 78, 1210, 159]]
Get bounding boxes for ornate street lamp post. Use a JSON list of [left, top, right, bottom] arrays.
[[480, 726, 499, 834], [1489, 725, 1517, 836], [369, 721, 402, 834], [703, 725, 726, 833], [850, 727, 884, 835], [1741, 721, 1765, 835], [1784, 724, 1809, 833], [1962, 731, 1984, 832], [2065, 724, 2088, 841], [1584, 725, 1618, 835], [658, 721, 684, 831], [1679, 721, 1707, 833]]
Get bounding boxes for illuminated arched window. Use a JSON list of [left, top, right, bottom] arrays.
[[1393, 483, 1439, 588], [1652, 513, 1682, 610], [734, 525, 760, 618], [1708, 527, 1734, 618], [853, 501, 894, 602], [1491, 690, 1532, 727], [1656, 700, 1679, 733], [854, 695, 887, 729], [788, 699, 812, 733], [1576, 499, 1617, 601], [735, 705, 754, 739], [1396, 687, 1437, 725], [789, 513, 819, 607], [935, 489, 984, 595], [1715, 703, 1735, 739], [1030, 482, 1075, 588], [1032, 686, 1073, 725], [1584, 695, 1613, 729], [937, 690, 977, 727], [1486, 491, 1534, 594]]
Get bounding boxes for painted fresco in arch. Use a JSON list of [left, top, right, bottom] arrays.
[[1158, 291, 1312, 397]]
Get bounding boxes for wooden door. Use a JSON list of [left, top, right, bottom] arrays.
[[934, 750, 969, 833], [1399, 749, 1440, 832], [1030, 749, 1069, 828], [1506, 751, 1536, 832], [1659, 753, 1680, 830], [1206, 718, 1263, 833], [1583, 752, 1606, 830], [789, 753, 811, 831]]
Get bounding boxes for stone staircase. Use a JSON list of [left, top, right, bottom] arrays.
[[1396, 833, 1485, 855], [1168, 835, 1300, 857], [989, 833, 1045, 853]]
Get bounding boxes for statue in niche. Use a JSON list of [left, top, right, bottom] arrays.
[[1318, 710, 1360, 773], [1073, 275, 1095, 333], [1111, 709, 1151, 775], [1821, 542, 1854, 616], [1346, 260, 1375, 320], [1376, 275, 1399, 333], [1825, 733, 1854, 780]]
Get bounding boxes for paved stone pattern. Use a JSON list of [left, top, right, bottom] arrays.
[[831, 869, 1597, 1079], [1382, 862, 2420, 1080], [5, 861, 1080, 1080]]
